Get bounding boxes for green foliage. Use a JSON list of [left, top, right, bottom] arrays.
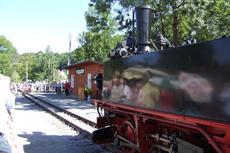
[[74, 0, 230, 62], [72, 1, 123, 63], [0, 35, 17, 54], [0, 36, 70, 82], [58, 52, 69, 69], [17, 47, 70, 82], [105, 0, 230, 46], [86, 1, 118, 34], [0, 35, 19, 80], [0, 53, 11, 75], [84, 87, 92, 95], [73, 30, 122, 62], [11, 71, 21, 83]]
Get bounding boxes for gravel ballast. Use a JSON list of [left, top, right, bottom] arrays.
[[13, 94, 109, 153]]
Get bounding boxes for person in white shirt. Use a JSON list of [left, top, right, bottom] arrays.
[[0, 74, 14, 153]]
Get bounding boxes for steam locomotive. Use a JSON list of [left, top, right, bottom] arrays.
[[92, 5, 230, 153]]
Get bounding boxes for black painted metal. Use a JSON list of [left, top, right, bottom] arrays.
[[103, 37, 230, 124], [135, 5, 153, 53]]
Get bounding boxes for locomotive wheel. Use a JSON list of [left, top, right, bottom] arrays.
[[120, 120, 136, 142], [119, 120, 137, 153]]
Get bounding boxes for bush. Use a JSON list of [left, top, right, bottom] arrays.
[[84, 87, 92, 96]]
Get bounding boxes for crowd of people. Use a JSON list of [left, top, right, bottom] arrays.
[[15, 80, 71, 96]]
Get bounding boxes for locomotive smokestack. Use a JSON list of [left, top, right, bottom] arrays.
[[135, 5, 153, 53]]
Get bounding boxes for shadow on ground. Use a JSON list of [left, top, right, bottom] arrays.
[[18, 132, 106, 153], [15, 95, 45, 112]]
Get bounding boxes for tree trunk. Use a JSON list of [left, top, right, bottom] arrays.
[[172, 11, 180, 47], [161, 18, 165, 36]]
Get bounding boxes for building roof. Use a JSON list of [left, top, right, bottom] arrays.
[[62, 60, 103, 69]]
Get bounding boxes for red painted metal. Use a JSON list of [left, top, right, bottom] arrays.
[[93, 99, 230, 128], [93, 99, 230, 153], [119, 120, 136, 143]]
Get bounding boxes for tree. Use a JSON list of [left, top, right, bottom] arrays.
[[11, 71, 21, 83], [35, 48, 60, 81], [72, 1, 123, 62], [18, 48, 63, 82], [0, 35, 17, 54], [94, 0, 230, 46], [74, 30, 122, 62], [18, 53, 36, 82], [56, 52, 69, 70], [0, 35, 19, 80], [0, 35, 77, 82]]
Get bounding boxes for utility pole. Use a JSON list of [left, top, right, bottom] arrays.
[[68, 33, 71, 66]]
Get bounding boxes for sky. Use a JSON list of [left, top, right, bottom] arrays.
[[0, 0, 90, 54]]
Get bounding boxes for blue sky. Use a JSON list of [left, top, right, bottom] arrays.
[[0, 0, 90, 54]]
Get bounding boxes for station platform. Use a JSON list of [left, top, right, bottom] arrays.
[[31, 92, 98, 123]]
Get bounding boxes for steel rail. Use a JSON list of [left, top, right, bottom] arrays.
[[22, 93, 92, 136], [27, 93, 96, 127], [21, 92, 122, 153]]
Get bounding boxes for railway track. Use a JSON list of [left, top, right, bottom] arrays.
[[21, 92, 122, 153]]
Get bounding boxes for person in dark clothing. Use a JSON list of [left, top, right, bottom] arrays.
[[64, 81, 70, 96], [94, 73, 103, 99]]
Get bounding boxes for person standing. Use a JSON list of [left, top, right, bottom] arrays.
[[64, 81, 70, 96], [0, 74, 13, 153], [94, 72, 103, 99]]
